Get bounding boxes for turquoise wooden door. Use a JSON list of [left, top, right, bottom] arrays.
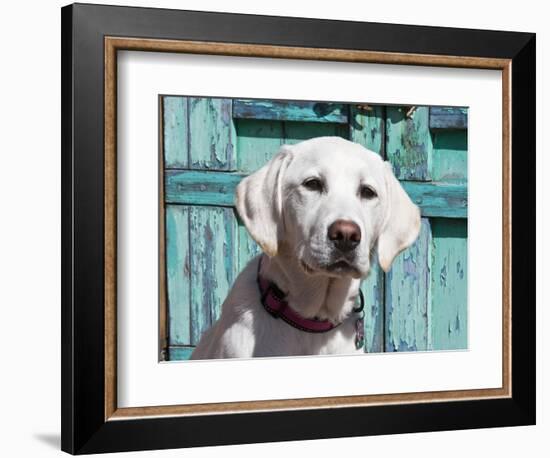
[[161, 97, 467, 360]]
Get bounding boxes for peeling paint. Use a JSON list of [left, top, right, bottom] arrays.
[[386, 106, 432, 181], [188, 207, 235, 344], [370, 127, 377, 143], [402, 253, 418, 279], [385, 219, 430, 352], [349, 105, 384, 157], [457, 260, 464, 280], [189, 97, 235, 171], [220, 100, 231, 124], [440, 259, 447, 286], [234, 99, 348, 124]]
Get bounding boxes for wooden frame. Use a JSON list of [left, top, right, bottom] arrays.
[[62, 3, 535, 454]]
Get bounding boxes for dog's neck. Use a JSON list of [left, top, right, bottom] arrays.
[[259, 253, 361, 324]]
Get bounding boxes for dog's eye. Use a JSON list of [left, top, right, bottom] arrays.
[[359, 185, 377, 200], [303, 178, 323, 192]]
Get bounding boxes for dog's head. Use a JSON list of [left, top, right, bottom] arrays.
[[235, 136, 420, 278]]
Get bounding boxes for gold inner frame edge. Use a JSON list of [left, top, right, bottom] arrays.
[[104, 37, 512, 421]]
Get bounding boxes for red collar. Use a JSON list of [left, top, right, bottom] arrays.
[[257, 256, 364, 334]]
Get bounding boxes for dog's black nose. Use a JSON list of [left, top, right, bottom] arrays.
[[327, 220, 361, 252]]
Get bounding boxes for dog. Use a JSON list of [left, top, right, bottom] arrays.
[[190, 136, 420, 359]]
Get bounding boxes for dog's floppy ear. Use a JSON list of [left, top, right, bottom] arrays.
[[235, 146, 293, 257], [377, 161, 421, 272]]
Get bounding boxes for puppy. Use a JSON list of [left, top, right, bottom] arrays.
[[191, 136, 420, 359]]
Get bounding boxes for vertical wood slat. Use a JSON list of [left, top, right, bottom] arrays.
[[386, 106, 432, 181], [189, 206, 237, 345], [349, 105, 385, 157], [163, 96, 189, 169], [165, 205, 191, 346], [385, 218, 431, 352], [361, 260, 384, 353], [349, 105, 385, 352], [429, 219, 468, 350], [189, 97, 236, 171]]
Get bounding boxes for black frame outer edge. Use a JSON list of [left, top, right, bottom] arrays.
[[61, 3, 536, 454], [61, 4, 74, 454], [510, 35, 536, 423]]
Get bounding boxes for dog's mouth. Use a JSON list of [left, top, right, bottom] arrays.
[[300, 259, 361, 278], [326, 260, 362, 278]]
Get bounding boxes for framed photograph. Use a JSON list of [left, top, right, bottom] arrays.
[[61, 3, 536, 454]]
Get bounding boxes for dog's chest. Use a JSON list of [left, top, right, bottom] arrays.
[[252, 313, 361, 357]]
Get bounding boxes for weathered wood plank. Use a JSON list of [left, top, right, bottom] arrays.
[[431, 130, 468, 183], [386, 106, 432, 181], [165, 170, 243, 207], [235, 119, 284, 173], [385, 218, 431, 352], [163, 96, 188, 168], [189, 206, 237, 345], [168, 346, 195, 361], [349, 105, 385, 157], [165, 170, 467, 217], [165, 205, 191, 346], [429, 219, 468, 350], [189, 97, 236, 170], [360, 257, 384, 353], [237, 222, 262, 272], [349, 104, 385, 352], [401, 181, 467, 218], [233, 99, 349, 124], [429, 107, 468, 130], [284, 121, 348, 144]]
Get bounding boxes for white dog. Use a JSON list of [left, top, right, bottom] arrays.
[[191, 136, 420, 359]]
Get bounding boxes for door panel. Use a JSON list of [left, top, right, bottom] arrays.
[[161, 96, 468, 360], [385, 218, 431, 352]]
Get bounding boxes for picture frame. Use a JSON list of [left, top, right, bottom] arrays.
[[61, 3, 536, 454]]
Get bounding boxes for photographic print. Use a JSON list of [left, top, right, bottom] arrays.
[[159, 96, 468, 361], [62, 5, 535, 451]]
